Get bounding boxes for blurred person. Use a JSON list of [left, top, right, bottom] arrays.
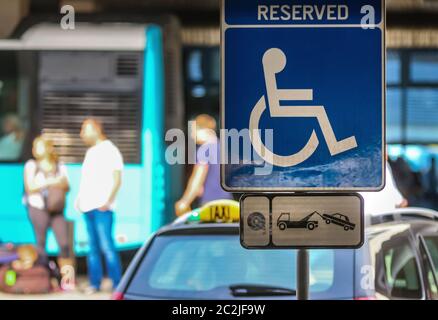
[[23, 136, 73, 277], [76, 119, 123, 294], [360, 161, 408, 215], [0, 114, 25, 161], [175, 114, 232, 216], [390, 156, 423, 202]]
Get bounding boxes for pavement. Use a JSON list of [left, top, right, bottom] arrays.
[[0, 277, 112, 300]]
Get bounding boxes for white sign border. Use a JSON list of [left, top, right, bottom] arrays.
[[240, 193, 365, 250]]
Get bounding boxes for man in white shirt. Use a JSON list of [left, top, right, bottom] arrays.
[[76, 119, 123, 293]]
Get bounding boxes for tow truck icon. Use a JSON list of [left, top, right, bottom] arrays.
[[277, 211, 356, 232], [277, 212, 320, 231]]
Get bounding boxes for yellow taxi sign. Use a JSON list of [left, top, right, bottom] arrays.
[[199, 200, 240, 223]]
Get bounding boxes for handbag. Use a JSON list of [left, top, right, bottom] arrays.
[[39, 163, 67, 214], [46, 186, 66, 214]]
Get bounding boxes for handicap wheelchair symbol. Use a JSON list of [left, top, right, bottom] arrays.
[[249, 48, 358, 167]]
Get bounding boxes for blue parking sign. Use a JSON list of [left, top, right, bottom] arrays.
[[221, 0, 385, 191]]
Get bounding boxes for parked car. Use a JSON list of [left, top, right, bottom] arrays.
[[114, 204, 438, 300]]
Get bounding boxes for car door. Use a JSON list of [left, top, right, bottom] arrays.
[[418, 233, 438, 300], [416, 222, 438, 300]]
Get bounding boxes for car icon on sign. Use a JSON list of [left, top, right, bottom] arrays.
[[322, 213, 356, 231]]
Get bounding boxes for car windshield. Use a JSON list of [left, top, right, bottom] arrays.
[[126, 234, 354, 299]]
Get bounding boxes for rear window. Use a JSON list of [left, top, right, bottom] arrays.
[[424, 237, 438, 280], [126, 234, 354, 299]]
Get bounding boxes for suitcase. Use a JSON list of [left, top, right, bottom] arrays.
[[0, 264, 51, 294]]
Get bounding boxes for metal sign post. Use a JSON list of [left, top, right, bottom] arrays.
[[297, 249, 309, 301]]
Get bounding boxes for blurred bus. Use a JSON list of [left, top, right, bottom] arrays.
[[0, 20, 184, 255]]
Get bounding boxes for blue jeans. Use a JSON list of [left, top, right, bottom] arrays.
[[84, 209, 122, 289]]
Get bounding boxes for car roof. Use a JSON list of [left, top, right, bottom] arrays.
[[155, 207, 438, 238], [369, 207, 438, 225], [156, 222, 239, 236]]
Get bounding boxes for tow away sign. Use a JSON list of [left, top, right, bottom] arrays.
[[221, 0, 385, 191], [240, 193, 364, 249]]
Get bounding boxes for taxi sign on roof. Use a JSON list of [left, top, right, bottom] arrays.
[[199, 199, 240, 223]]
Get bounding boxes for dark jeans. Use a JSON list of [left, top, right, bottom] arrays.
[[83, 209, 122, 289], [28, 206, 71, 263]]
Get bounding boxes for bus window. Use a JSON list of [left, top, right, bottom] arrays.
[[38, 51, 143, 164], [184, 47, 220, 122], [0, 52, 31, 162]]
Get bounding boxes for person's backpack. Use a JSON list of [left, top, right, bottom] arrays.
[[0, 264, 51, 294]]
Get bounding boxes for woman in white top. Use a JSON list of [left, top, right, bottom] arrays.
[[23, 135, 71, 267]]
